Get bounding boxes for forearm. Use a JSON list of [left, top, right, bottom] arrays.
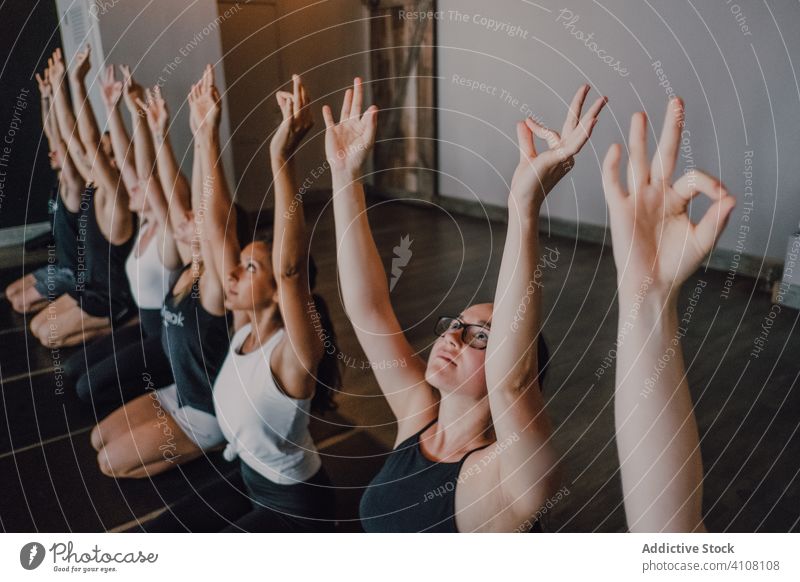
[[42, 97, 58, 152], [69, 76, 102, 151], [132, 110, 157, 183], [131, 113, 174, 229], [53, 78, 88, 171], [200, 136, 234, 242], [615, 289, 705, 532], [143, 175, 171, 227], [196, 135, 232, 281], [40, 95, 50, 137], [485, 200, 559, 506], [271, 156, 308, 275], [106, 105, 138, 190], [271, 154, 323, 367], [189, 142, 202, 224], [485, 198, 541, 392], [154, 129, 191, 219], [330, 170, 393, 319]]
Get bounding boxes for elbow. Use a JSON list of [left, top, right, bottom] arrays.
[[338, 275, 391, 316], [494, 377, 541, 397], [82, 140, 101, 160], [341, 294, 390, 327], [511, 464, 563, 527], [278, 262, 304, 282]]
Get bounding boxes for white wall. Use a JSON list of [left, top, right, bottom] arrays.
[[273, 0, 371, 195], [437, 0, 800, 261], [54, 0, 370, 212], [56, 0, 234, 184]]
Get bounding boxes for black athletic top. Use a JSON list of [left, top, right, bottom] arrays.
[[360, 338, 552, 533], [359, 419, 493, 532], [160, 267, 230, 415], [50, 184, 81, 271], [70, 185, 136, 299]]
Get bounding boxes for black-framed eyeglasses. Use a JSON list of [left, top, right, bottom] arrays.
[[434, 316, 490, 350]]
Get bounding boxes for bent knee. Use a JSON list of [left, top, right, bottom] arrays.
[[31, 319, 50, 343], [75, 375, 93, 403], [90, 425, 105, 451], [96, 449, 119, 478], [62, 353, 84, 384], [10, 295, 26, 314], [96, 448, 142, 479], [43, 330, 67, 348], [5, 281, 20, 300]]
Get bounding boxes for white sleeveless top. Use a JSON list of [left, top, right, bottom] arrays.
[[125, 224, 177, 309], [213, 324, 322, 485]]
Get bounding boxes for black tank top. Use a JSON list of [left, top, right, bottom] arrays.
[[50, 184, 80, 271], [359, 419, 492, 532], [160, 268, 230, 415], [77, 185, 136, 296]]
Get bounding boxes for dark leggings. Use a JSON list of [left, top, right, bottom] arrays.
[[64, 309, 172, 405], [138, 462, 336, 533]]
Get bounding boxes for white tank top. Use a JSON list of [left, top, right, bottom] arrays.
[[124, 224, 177, 309], [213, 324, 322, 485]]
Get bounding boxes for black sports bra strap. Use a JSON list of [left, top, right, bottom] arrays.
[[458, 441, 493, 465], [415, 417, 439, 439], [417, 419, 493, 464]]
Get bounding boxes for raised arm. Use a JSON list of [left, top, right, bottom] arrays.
[[35, 69, 58, 154], [140, 84, 193, 265], [268, 75, 324, 398], [39, 64, 83, 206], [50, 103, 84, 207], [323, 78, 435, 432], [115, 68, 179, 269], [187, 66, 233, 316], [485, 85, 607, 521], [56, 140, 84, 206], [48, 49, 92, 182], [603, 98, 736, 532], [68, 46, 103, 156], [98, 65, 138, 194], [120, 67, 155, 187], [67, 45, 128, 219]]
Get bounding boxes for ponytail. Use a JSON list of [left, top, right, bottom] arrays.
[[310, 292, 340, 413]]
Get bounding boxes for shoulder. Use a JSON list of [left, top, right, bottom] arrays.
[[269, 328, 315, 400]]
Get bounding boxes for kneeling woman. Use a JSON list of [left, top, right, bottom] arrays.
[[31, 47, 137, 348], [89, 68, 237, 477], [140, 71, 337, 532], [324, 79, 607, 532], [65, 66, 184, 406]]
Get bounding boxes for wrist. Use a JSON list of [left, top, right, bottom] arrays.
[[331, 166, 360, 185], [195, 130, 219, 150], [270, 153, 293, 171], [507, 191, 543, 222], [618, 278, 677, 312]]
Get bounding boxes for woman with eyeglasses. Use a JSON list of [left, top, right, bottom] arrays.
[[324, 79, 607, 532]]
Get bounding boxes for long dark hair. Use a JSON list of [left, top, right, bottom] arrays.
[[308, 291, 340, 413], [537, 334, 550, 388]]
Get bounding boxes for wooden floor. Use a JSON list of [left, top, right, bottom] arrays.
[[1, 197, 798, 532]]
